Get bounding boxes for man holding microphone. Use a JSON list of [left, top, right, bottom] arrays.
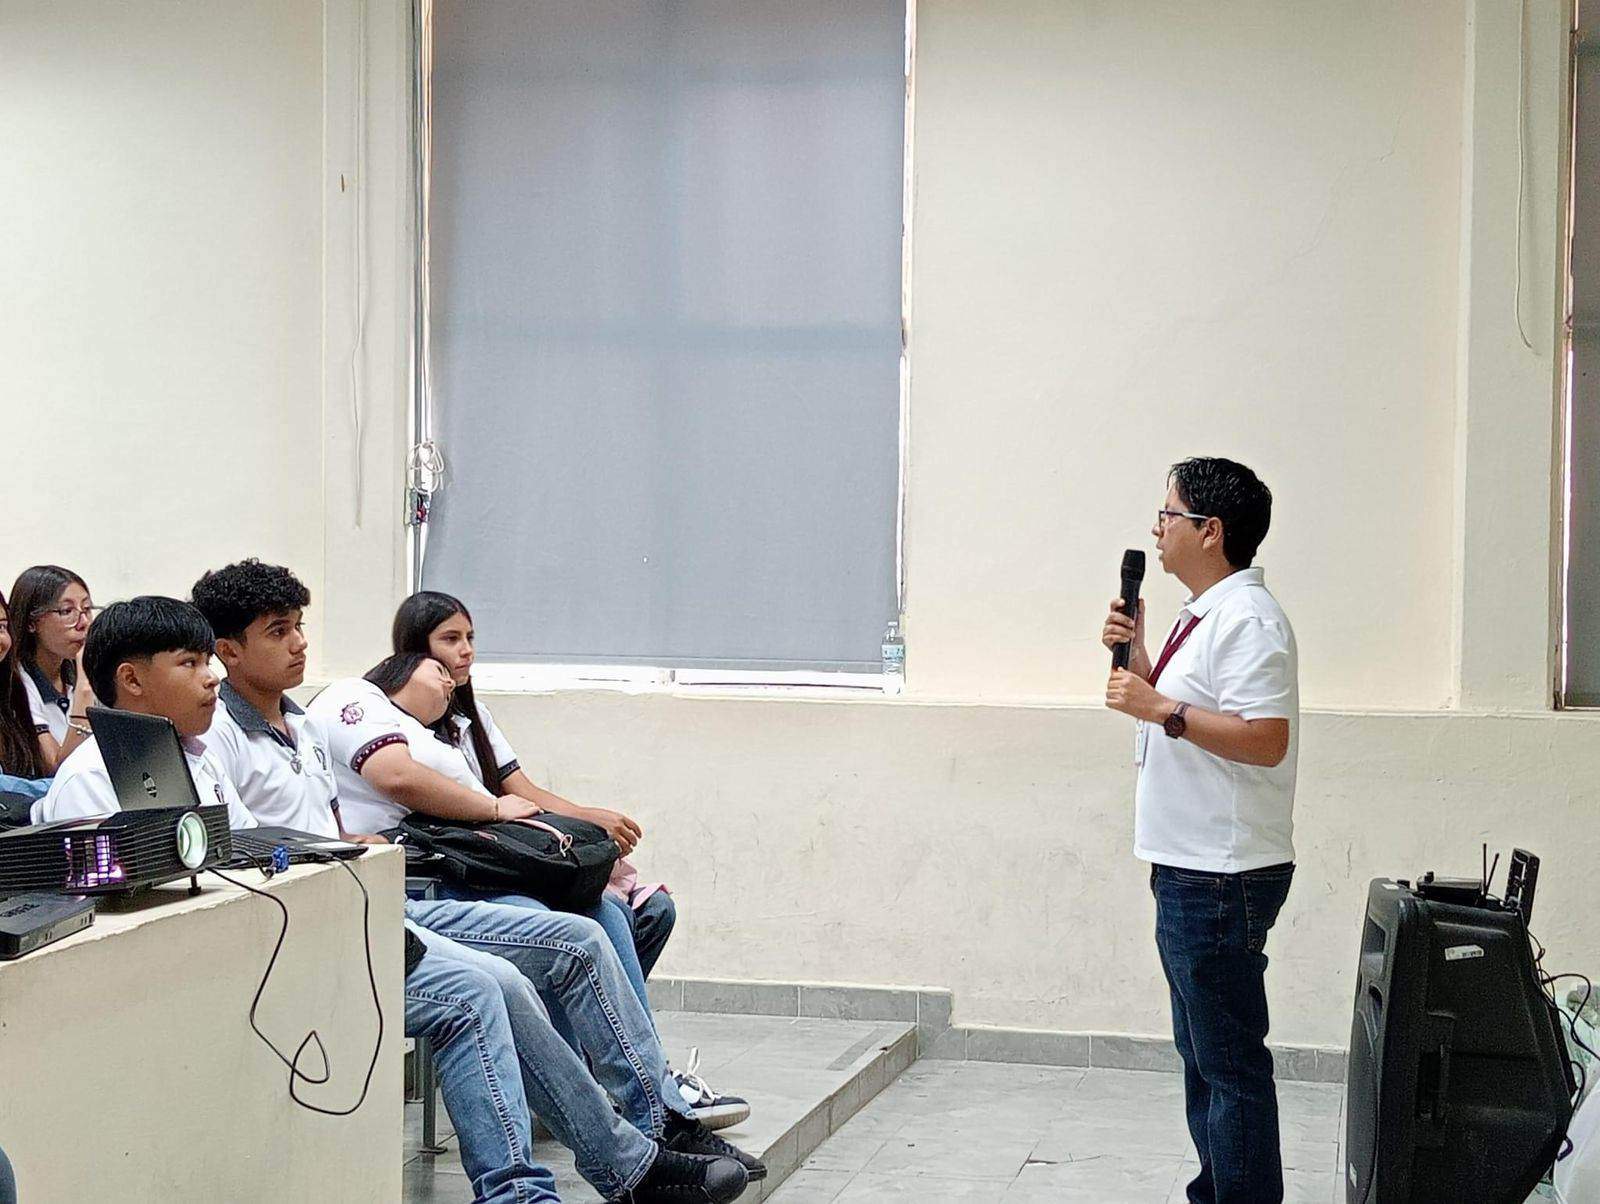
[[1101, 457, 1299, 1204]]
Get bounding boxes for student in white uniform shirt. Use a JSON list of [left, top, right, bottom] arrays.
[[0, 586, 53, 804], [392, 591, 677, 986], [8, 565, 99, 772], [32, 596, 257, 829], [190, 559, 762, 1200], [1102, 457, 1297, 1204]]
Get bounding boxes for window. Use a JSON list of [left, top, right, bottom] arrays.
[[411, 1, 908, 679], [1564, 2, 1600, 703]]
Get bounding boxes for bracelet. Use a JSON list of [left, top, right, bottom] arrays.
[[492, 798, 501, 823], [67, 720, 92, 738]]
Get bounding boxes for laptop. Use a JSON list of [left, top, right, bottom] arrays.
[[87, 707, 365, 868]]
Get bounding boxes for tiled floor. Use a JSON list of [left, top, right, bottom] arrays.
[[402, 1009, 1344, 1203], [403, 1010, 916, 1202], [767, 1061, 1346, 1203]]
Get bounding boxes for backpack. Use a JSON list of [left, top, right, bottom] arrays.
[[394, 812, 619, 912]]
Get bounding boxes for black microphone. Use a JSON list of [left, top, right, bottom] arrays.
[[1112, 549, 1145, 670]]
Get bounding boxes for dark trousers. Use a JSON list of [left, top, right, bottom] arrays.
[[1152, 861, 1294, 1204], [626, 889, 677, 981]]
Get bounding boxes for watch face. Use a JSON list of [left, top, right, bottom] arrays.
[[1164, 708, 1186, 738]]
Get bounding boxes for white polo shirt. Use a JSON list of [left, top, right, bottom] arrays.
[[22, 662, 74, 745], [202, 681, 342, 839], [32, 733, 259, 830], [452, 697, 520, 787], [1133, 567, 1298, 874], [307, 678, 492, 836]]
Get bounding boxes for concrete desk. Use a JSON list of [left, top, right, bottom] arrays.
[[0, 847, 405, 1202]]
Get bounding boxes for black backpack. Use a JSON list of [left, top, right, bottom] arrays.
[[394, 812, 620, 912]]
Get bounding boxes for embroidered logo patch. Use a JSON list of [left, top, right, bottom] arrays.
[[340, 703, 364, 726]]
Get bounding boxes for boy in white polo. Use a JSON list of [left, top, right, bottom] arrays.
[[1102, 457, 1297, 1204], [33, 596, 257, 830], [188, 560, 765, 1199]]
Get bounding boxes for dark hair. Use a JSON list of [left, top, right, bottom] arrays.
[[0, 588, 47, 778], [1169, 457, 1273, 568], [392, 591, 502, 793], [9, 565, 90, 687], [84, 597, 216, 706], [363, 651, 435, 698], [362, 652, 455, 744], [190, 559, 311, 642]]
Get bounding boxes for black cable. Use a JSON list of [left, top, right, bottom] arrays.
[[208, 856, 384, 1116]]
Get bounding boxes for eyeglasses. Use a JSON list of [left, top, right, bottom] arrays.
[[42, 604, 100, 624], [1156, 508, 1210, 530]]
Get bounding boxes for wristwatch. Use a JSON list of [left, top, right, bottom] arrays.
[[1163, 702, 1190, 740]]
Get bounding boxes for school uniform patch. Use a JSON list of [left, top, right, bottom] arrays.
[[340, 703, 364, 725]]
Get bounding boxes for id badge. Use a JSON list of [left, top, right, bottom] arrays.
[[1134, 721, 1149, 766]]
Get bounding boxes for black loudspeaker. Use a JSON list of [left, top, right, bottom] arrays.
[[1344, 875, 1574, 1203]]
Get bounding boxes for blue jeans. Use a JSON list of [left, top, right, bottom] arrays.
[[625, 890, 677, 981], [409, 900, 687, 1192], [404, 923, 561, 1204], [1151, 862, 1294, 1204], [436, 884, 657, 1034]]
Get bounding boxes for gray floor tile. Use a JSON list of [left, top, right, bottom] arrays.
[[833, 1172, 1011, 1201], [764, 1168, 858, 1202], [797, 1133, 891, 1175], [860, 1131, 1038, 1182], [1006, 1154, 1184, 1202]]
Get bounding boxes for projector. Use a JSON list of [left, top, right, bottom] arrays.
[[0, 806, 232, 895]]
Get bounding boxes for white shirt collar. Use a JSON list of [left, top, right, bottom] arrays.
[[1183, 566, 1266, 618]]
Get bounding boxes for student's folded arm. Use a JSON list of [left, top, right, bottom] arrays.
[[359, 743, 496, 821]]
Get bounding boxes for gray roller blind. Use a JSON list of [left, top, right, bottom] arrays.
[[420, 0, 905, 672], [1568, 7, 1600, 703]]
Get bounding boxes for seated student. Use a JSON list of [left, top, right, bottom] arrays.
[[8, 565, 98, 772], [393, 592, 677, 982], [32, 597, 257, 829], [406, 919, 750, 1204], [191, 560, 763, 1197], [0, 586, 50, 804]]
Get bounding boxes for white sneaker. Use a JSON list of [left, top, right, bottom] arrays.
[[672, 1048, 752, 1131]]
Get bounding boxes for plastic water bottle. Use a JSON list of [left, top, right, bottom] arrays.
[[881, 619, 905, 695]]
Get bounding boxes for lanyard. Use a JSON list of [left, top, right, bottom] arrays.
[[1150, 614, 1203, 687]]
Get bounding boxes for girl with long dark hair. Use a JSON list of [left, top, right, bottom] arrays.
[[386, 598, 743, 1129], [390, 593, 678, 970], [9, 565, 98, 772], [0, 586, 50, 797]]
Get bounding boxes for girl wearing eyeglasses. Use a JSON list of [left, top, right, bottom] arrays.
[[8, 565, 99, 772]]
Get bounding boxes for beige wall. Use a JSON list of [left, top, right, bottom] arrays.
[[481, 691, 1600, 1050], [1, 0, 326, 612], [6, 0, 1588, 1050]]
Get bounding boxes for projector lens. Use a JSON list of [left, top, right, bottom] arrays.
[[176, 812, 208, 870]]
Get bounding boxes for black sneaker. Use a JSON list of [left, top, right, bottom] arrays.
[[613, 1147, 748, 1203], [672, 1050, 752, 1131], [664, 1112, 768, 1182]]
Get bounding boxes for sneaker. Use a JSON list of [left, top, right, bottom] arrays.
[[664, 1111, 767, 1182], [672, 1049, 752, 1131], [614, 1148, 748, 1204]]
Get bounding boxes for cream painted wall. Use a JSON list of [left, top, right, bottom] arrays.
[[1, 0, 326, 616], [904, 0, 1471, 708], [482, 690, 1599, 1050]]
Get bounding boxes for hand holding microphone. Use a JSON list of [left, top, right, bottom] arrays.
[[1103, 550, 1148, 671]]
